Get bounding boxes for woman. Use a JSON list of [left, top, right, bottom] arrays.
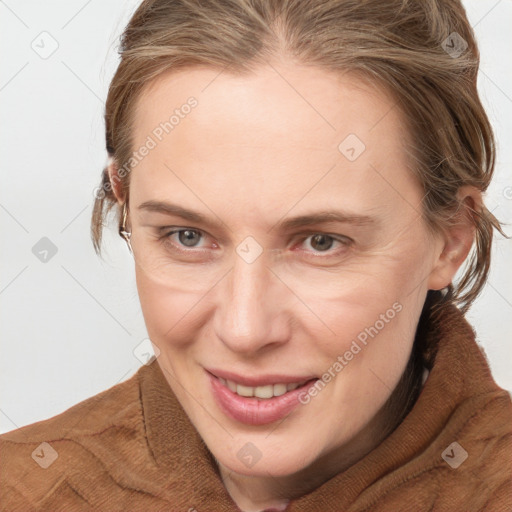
[[1, 0, 511, 510]]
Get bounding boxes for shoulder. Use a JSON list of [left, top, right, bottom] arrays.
[[1, 368, 142, 443], [366, 388, 512, 511], [436, 388, 512, 508], [0, 367, 145, 509], [407, 388, 512, 509]]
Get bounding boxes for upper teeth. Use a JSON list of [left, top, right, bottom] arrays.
[[218, 378, 308, 399]]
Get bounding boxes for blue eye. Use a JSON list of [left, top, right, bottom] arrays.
[[167, 228, 204, 248], [295, 233, 353, 259], [303, 233, 338, 252], [159, 228, 352, 257]]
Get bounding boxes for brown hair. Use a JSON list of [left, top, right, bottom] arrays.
[[91, 0, 508, 317]]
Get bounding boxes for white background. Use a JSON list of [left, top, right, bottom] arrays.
[[1, 0, 511, 434]]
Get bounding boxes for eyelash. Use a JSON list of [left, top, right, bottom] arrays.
[[158, 227, 353, 258]]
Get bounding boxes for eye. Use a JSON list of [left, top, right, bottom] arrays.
[[297, 233, 352, 256], [159, 228, 352, 258], [162, 228, 208, 249]]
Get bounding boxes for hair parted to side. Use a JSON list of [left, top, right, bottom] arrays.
[[91, 0, 508, 317]]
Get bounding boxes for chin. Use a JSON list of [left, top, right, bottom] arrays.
[[223, 453, 312, 478]]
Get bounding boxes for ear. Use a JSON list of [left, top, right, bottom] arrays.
[[107, 157, 125, 204], [427, 185, 482, 291]]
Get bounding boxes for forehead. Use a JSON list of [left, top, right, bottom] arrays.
[[129, 62, 420, 220], [134, 62, 406, 149]]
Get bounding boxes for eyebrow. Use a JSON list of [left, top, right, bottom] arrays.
[[137, 200, 379, 232]]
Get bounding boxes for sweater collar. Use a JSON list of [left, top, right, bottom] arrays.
[[139, 345, 237, 508], [138, 299, 495, 511]]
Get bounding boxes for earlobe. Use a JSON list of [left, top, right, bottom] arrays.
[[107, 157, 125, 204], [427, 186, 481, 291]]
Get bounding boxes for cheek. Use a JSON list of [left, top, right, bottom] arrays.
[[135, 271, 200, 348], [309, 240, 430, 403], [313, 297, 420, 442], [314, 244, 428, 346]]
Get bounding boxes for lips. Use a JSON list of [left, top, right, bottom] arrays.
[[207, 369, 319, 425], [205, 368, 317, 387]]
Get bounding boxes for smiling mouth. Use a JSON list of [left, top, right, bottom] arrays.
[[208, 372, 320, 425], [217, 377, 313, 399]]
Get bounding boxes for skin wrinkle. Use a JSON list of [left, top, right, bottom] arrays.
[[109, 61, 480, 512]]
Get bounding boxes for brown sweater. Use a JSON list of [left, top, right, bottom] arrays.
[[1, 303, 511, 511]]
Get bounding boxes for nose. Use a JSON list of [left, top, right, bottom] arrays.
[[214, 249, 291, 355]]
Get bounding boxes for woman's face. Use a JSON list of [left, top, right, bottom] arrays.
[[126, 61, 445, 477]]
